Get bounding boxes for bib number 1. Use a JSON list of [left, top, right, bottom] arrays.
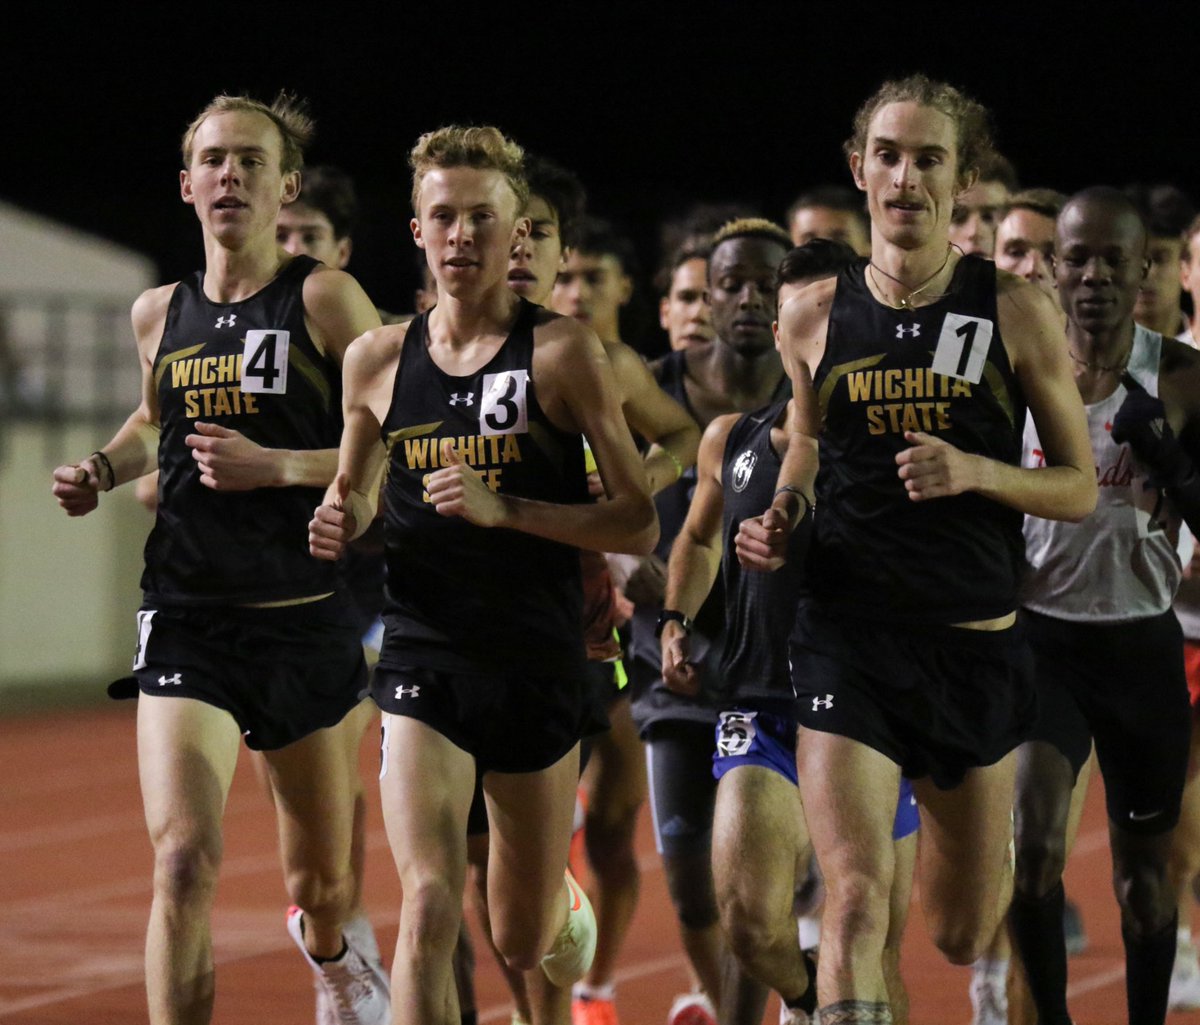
[[931, 314, 992, 384], [242, 330, 290, 394]]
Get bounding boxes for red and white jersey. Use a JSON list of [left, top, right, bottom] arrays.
[[1022, 325, 1181, 622]]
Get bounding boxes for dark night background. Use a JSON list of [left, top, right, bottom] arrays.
[[6, 3, 1197, 352]]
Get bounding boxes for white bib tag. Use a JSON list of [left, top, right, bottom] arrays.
[[480, 370, 529, 436], [241, 330, 290, 394], [932, 314, 993, 384]]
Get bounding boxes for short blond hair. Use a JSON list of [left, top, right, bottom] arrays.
[[181, 92, 314, 174], [711, 217, 792, 252], [409, 125, 528, 215]]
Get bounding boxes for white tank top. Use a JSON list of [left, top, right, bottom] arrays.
[[1022, 325, 1181, 622]]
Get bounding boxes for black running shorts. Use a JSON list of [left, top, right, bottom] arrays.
[[790, 603, 1036, 790], [372, 663, 595, 774], [130, 598, 366, 751], [1024, 608, 1189, 835]]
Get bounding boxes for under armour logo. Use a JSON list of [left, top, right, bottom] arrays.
[[811, 694, 833, 711], [449, 393, 474, 406], [896, 323, 920, 339], [215, 314, 237, 328], [394, 685, 421, 699], [158, 673, 182, 687]]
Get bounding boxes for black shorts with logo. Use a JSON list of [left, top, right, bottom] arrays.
[[791, 603, 1036, 790], [372, 662, 598, 775], [1024, 607, 1190, 835], [130, 597, 367, 751]]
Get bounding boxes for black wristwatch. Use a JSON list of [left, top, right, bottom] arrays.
[[655, 609, 693, 637]]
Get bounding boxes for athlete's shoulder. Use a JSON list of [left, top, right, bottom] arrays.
[[531, 304, 591, 344], [345, 320, 410, 373], [601, 336, 649, 375], [703, 411, 742, 449], [1160, 333, 1200, 373], [131, 282, 179, 345], [1159, 335, 1200, 422], [531, 305, 605, 370], [781, 276, 838, 327], [301, 262, 373, 311]]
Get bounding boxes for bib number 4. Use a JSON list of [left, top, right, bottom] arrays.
[[242, 331, 290, 394]]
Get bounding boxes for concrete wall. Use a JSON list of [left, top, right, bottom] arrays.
[[1, 423, 152, 709]]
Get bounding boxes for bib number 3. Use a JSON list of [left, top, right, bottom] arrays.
[[480, 370, 529, 436]]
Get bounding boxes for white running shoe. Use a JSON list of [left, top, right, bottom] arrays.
[[287, 906, 390, 1025], [1170, 936, 1200, 1011], [311, 913, 384, 1025], [541, 870, 598, 987], [968, 965, 1008, 1025], [666, 992, 717, 1025]]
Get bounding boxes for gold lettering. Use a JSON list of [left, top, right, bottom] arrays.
[[883, 369, 902, 400], [404, 438, 431, 469], [184, 390, 200, 418], [952, 379, 972, 397], [171, 362, 195, 388], [935, 402, 952, 430], [848, 372, 873, 402], [866, 406, 886, 435], [212, 387, 233, 417], [903, 368, 925, 398], [482, 468, 503, 491], [501, 435, 521, 462]]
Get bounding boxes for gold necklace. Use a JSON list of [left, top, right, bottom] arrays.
[[867, 246, 955, 309], [1067, 348, 1130, 374]]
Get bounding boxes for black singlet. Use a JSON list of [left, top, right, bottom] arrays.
[[806, 254, 1026, 623], [719, 400, 806, 706], [141, 255, 342, 605], [377, 299, 589, 676]]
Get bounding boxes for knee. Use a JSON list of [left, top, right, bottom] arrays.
[[1114, 858, 1174, 932], [928, 916, 990, 966], [152, 832, 222, 905], [284, 863, 353, 922], [664, 855, 719, 931], [490, 909, 549, 972], [1014, 831, 1067, 898], [398, 875, 462, 954], [719, 891, 777, 966], [584, 809, 639, 878], [822, 871, 891, 951]]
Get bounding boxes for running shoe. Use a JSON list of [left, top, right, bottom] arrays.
[[541, 869, 598, 987], [287, 905, 390, 1025], [968, 965, 1007, 1025], [666, 992, 717, 1025], [1170, 935, 1200, 1011], [573, 994, 620, 1025]]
